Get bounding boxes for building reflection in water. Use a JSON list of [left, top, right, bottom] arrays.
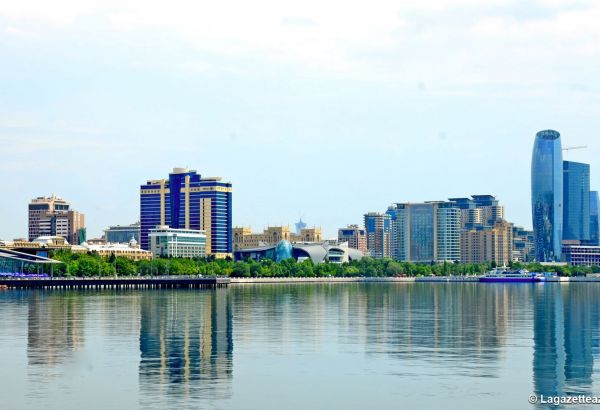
[[533, 284, 598, 397], [359, 283, 517, 379], [139, 288, 233, 407], [27, 292, 85, 367]]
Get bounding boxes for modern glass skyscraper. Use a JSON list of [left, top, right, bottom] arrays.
[[590, 191, 599, 246], [563, 161, 590, 241], [140, 168, 233, 257], [364, 212, 391, 258], [386, 202, 461, 262], [531, 130, 563, 262]]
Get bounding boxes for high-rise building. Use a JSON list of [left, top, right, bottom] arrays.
[[104, 222, 141, 244], [364, 212, 391, 258], [563, 161, 590, 242], [386, 202, 461, 262], [199, 177, 233, 258], [449, 195, 504, 229], [531, 130, 563, 262], [590, 191, 599, 246], [28, 195, 86, 245], [140, 168, 232, 257], [461, 221, 514, 265], [512, 226, 535, 262], [338, 225, 367, 253]]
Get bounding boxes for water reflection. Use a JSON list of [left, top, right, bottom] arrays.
[[231, 284, 521, 378], [138, 289, 233, 408], [2, 283, 600, 409], [27, 292, 85, 367], [533, 284, 600, 398]]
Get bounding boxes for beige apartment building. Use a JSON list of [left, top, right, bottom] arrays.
[[461, 220, 514, 265]]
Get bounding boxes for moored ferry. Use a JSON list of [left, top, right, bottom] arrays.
[[480, 267, 545, 283]]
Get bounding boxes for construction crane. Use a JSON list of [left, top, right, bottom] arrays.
[[562, 145, 587, 158]]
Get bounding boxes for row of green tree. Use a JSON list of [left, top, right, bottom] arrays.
[[47, 250, 600, 278]]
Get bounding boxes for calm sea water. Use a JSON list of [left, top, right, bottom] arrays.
[[1, 283, 599, 409]]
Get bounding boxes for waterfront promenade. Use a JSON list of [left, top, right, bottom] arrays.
[[229, 276, 600, 283], [0, 276, 230, 289], [3, 275, 600, 290]]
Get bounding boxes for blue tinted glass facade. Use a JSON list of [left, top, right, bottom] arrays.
[[531, 130, 563, 262], [364, 212, 391, 258], [140, 170, 232, 254], [386, 205, 407, 261], [105, 225, 140, 243], [140, 187, 164, 250], [200, 179, 233, 255], [409, 204, 435, 262], [563, 161, 590, 241], [590, 191, 599, 246]]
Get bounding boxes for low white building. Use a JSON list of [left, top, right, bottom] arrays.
[[78, 238, 153, 261], [149, 226, 207, 258]]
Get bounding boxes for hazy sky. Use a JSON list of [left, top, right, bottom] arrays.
[[1, 0, 599, 239]]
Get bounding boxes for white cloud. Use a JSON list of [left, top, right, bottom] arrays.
[[1, 1, 600, 87]]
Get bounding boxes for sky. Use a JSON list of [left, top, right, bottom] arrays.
[[1, 0, 599, 240]]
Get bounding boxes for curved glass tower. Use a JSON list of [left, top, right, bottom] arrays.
[[531, 130, 563, 262]]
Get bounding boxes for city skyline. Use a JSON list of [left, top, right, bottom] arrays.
[[1, 2, 600, 240], [2, 149, 597, 242]]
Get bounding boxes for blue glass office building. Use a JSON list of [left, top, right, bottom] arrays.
[[590, 191, 599, 246], [140, 168, 232, 257], [563, 161, 590, 242], [387, 202, 461, 262], [531, 130, 563, 262]]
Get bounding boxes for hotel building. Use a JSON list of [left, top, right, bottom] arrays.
[[531, 129, 563, 262], [28, 195, 86, 245], [140, 168, 232, 258]]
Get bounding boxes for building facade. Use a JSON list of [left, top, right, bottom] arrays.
[[386, 202, 461, 263], [140, 168, 232, 258], [563, 161, 590, 242], [531, 130, 563, 262], [562, 245, 600, 266], [28, 195, 86, 245], [449, 195, 504, 228], [512, 226, 535, 262], [590, 191, 600, 246], [148, 226, 207, 258], [104, 222, 141, 244], [461, 221, 514, 265], [80, 239, 152, 261], [338, 225, 367, 253], [233, 226, 322, 250], [364, 212, 391, 258], [234, 240, 364, 264]]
